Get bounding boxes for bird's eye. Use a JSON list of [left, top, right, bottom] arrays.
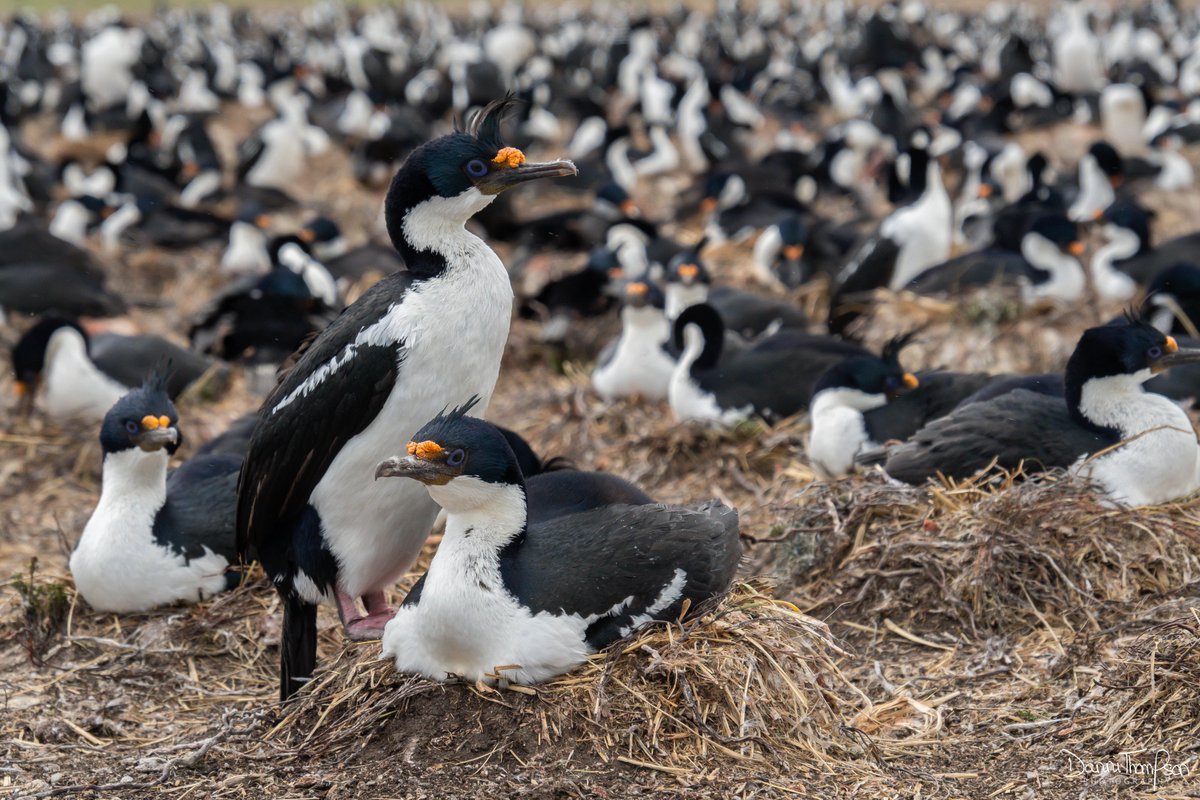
[[884, 375, 899, 390], [465, 159, 488, 178], [1148, 345, 1163, 359], [124, 420, 139, 434], [447, 448, 466, 467]]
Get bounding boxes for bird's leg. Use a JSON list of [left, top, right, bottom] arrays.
[[335, 587, 395, 641]]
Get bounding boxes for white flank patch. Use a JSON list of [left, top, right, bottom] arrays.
[[620, 568, 688, 637]]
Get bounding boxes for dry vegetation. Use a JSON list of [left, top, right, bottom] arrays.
[[3, 41, 1200, 800]]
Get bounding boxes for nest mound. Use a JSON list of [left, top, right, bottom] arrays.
[[1075, 610, 1200, 751], [271, 580, 872, 785], [779, 473, 1200, 642]]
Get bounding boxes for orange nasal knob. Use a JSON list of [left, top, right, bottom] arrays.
[[142, 415, 160, 430], [492, 147, 526, 168], [408, 440, 444, 459], [1166, 336, 1179, 354]]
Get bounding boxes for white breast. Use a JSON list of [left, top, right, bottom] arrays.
[[381, 505, 591, 684], [807, 388, 885, 478], [1075, 377, 1200, 507], [43, 329, 127, 423], [592, 306, 674, 401], [221, 222, 270, 275], [307, 203, 514, 600], [70, 449, 230, 612]]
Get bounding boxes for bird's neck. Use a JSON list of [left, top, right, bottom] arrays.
[[1021, 233, 1085, 302], [1072, 155, 1114, 219], [388, 190, 497, 280], [1070, 372, 1155, 439], [811, 387, 889, 416], [97, 448, 169, 513], [1090, 227, 1142, 301], [435, 483, 529, 555], [665, 283, 708, 320]]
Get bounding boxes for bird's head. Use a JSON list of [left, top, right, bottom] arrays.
[[299, 215, 341, 246], [374, 397, 525, 513], [1072, 316, 1200, 388], [814, 332, 920, 404], [1028, 214, 1083, 257], [99, 371, 181, 456], [384, 98, 576, 247], [622, 279, 665, 310], [235, 203, 270, 229], [667, 250, 711, 288]]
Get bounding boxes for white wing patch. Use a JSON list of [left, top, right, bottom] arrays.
[[269, 302, 411, 416], [619, 568, 688, 637]]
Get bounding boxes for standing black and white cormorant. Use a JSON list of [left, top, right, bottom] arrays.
[[877, 319, 1200, 507], [374, 401, 741, 684], [235, 100, 577, 700], [70, 375, 241, 612]]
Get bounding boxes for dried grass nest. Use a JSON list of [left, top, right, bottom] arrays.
[[1075, 609, 1200, 751], [777, 470, 1200, 642], [271, 580, 873, 781]]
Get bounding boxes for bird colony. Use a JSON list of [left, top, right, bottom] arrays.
[[2, 1, 1200, 797]]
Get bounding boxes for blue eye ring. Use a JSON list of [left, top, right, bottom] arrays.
[[125, 420, 139, 434], [447, 448, 466, 467], [1148, 345, 1163, 359], [465, 159, 488, 178], [884, 375, 900, 389]]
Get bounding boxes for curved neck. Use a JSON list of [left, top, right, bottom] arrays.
[[431, 482, 529, 552], [1090, 226, 1141, 300], [386, 185, 495, 280], [99, 447, 169, 505], [1021, 233, 1085, 302], [1071, 372, 1152, 440]]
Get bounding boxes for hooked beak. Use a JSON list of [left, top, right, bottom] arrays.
[[476, 159, 578, 195], [137, 426, 179, 452], [1152, 337, 1200, 373], [375, 454, 455, 485]]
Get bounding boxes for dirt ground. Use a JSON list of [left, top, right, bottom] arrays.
[[3, 83, 1200, 800]]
